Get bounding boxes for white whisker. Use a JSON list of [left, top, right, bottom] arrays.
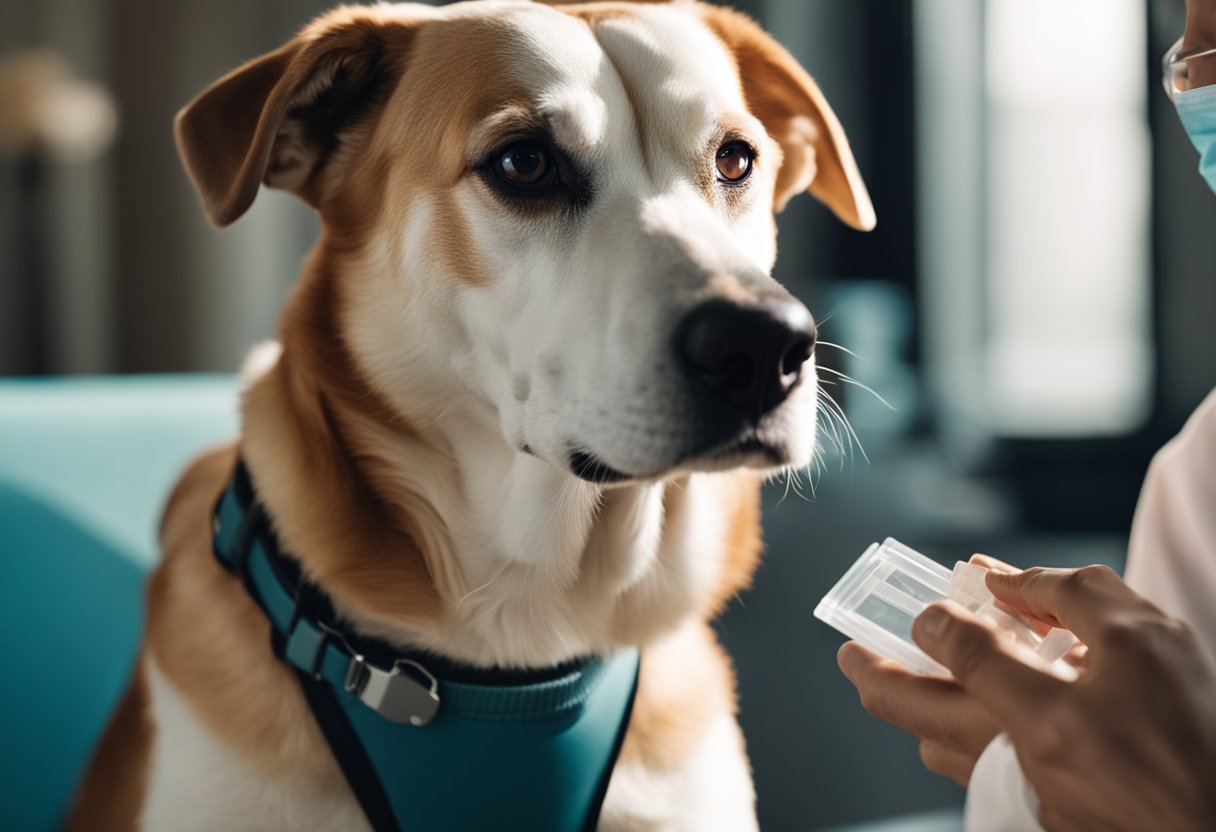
[[817, 366, 896, 412], [821, 391, 870, 464], [777, 467, 794, 506], [813, 307, 840, 330], [816, 391, 847, 458], [815, 340, 862, 360]]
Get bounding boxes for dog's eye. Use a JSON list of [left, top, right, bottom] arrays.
[[716, 141, 754, 184], [497, 141, 553, 187]]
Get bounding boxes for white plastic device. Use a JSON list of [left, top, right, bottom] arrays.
[[815, 538, 1078, 680]]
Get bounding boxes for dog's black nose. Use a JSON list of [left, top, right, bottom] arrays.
[[675, 298, 817, 421]]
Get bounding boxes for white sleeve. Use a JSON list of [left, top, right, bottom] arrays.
[[963, 388, 1216, 831], [963, 734, 1043, 832], [1123, 390, 1216, 660]]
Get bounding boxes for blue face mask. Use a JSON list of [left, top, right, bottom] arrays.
[[1177, 84, 1216, 194]]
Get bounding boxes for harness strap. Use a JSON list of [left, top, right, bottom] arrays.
[[213, 462, 613, 723], [293, 668, 403, 832], [579, 661, 638, 832], [212, 460, 640, 832]]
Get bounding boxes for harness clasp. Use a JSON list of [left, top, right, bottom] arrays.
[[343, 654, 440, 726]]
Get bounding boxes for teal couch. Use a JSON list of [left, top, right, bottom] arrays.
[[0, 376, 238, 831]]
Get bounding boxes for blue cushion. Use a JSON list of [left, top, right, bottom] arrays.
[[0, 484, 145, 831], [0, 375, 239, 568], [0, 376, 238, 830]]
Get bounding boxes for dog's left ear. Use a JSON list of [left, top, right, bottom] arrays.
[[700, 6, 876, 231], [175, 10, 425, 227]]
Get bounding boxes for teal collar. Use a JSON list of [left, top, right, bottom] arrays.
[[212, 460, 639, 832]]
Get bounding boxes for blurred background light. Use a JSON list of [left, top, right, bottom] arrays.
[[985, 0, 1152, 436]]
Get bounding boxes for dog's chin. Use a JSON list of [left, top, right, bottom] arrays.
[[566, 435, 795, 486]]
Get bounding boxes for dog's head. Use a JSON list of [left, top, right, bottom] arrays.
[[177, 0, 873, 486]]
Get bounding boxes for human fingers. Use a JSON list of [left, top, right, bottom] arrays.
[[1063, 642, 1089, 670], [912, 603, 1065, 730], [838, 642, 1000, 755], [963, 554, 1050, 632], [968, 553, 1019, 574], [985, 565, 1162, 646], [918, 740, 978, 787]]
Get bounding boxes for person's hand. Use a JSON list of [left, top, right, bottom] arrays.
[[837, 554, 1013, 786], [837, 642, 998, 785], [913, 565, 1216, 832]]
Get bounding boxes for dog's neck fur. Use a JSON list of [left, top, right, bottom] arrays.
[[239, 238, 757, 670]]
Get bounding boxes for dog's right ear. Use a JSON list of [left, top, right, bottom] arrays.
[[175, 10, 425, 227], [699, 5, 875, 231]]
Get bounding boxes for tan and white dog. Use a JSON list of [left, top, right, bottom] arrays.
[[70, 1, 873, 829]]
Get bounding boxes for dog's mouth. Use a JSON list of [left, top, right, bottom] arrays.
[[568, 449, 634, 484], [567, 434, 786, 485]]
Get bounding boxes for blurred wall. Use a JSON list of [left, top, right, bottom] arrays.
[[0, 0, 325, 375], [1, 0, 114, 373]]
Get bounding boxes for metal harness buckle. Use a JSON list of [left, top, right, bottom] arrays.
[[343, 654, 440, 726]]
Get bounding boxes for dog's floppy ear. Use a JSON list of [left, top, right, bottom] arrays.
[[700, 6, 875, 230], [174, 11, 422, 227]]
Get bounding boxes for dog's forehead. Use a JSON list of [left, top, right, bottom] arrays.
[[493, 5, 617, 153], [425, 3, 748, 158], [557, 5, 751, 155], [588, 7, 748, 132]]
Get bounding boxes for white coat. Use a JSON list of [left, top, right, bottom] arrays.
[[964, 388, 1216, 830]]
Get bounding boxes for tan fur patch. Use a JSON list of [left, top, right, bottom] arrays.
[[429, 194, 493, 285], [363, 18, 539, 287], [704, 472, 764, 618], [619, 622, 739, 771], [66, 661, 154, 832], [144, 446, 340, 780], [245, 245, 447, 626]]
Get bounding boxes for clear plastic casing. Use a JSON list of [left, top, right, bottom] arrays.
[[815, 538, 1078, 680]]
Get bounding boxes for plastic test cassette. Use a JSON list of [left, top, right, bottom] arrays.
[[815, 538, 1078, 680]]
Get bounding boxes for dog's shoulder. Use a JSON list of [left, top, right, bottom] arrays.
[[146, 442, 338, 782], [157, 442, 239, 557]]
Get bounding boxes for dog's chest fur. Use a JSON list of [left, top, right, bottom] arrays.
[[127, 424, 761, 831]]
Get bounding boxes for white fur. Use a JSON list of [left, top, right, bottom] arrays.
[[141, 661, 368, 832], [238, 339, 282, 388], [600, 713, 759, 832]]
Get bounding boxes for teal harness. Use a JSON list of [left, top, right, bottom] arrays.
[[212, 462, 639, 832]]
